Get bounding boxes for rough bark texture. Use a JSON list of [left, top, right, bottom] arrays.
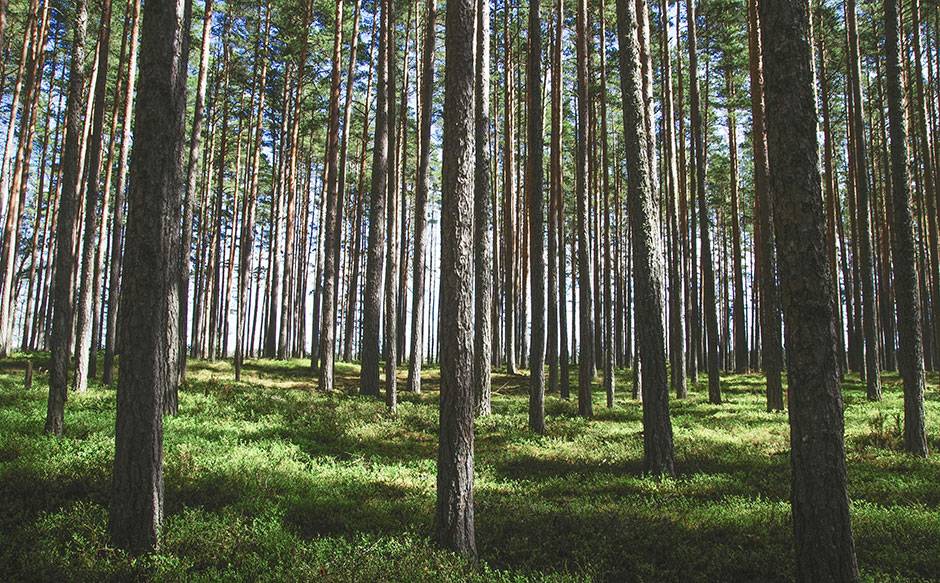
[[109, 0, 190, 553], [45, 0, 89, 436], [360, 0, 389, 397], [616, 0, 675, 477], [473, 0, 492, 416], [434, 0, 476, 558], [760, 0, 860, 578], [884, 0, 928, 457]]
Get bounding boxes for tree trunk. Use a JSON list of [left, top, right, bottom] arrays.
[[527, 0, 546, 432], [616, 0, 675, 477], [846, 0, 881, 400], [473, 0, 492, 415], [108, 0, 190, 552], [746, 0, 783, 410], [360, 0, 390, 397], [434, 0, 477, 558], [103, 0, 141, 386], [73, 0, 113, 394], [575, 0, 595, 417], [885, 0, 928, 457], [316, 0, 346, 392], [45, 0, 89, 436], [759, 0, 859, 577]]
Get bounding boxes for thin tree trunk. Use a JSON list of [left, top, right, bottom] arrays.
[[885, 0, 928, 457], [45, 0, 89, 436], [103, 0, 141, 386]]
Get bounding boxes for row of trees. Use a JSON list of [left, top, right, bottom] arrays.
[[0, 0, 933, 577]]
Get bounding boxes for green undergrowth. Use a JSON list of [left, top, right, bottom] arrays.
[[1, 353, 938, 581]]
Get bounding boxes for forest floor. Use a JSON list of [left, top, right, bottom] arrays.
[[0, 354, 939, 582]]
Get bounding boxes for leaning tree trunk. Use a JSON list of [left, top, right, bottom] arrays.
[[108, 0, 190, 553], [760, 0, 860, 578], [434, 0, 476, 558], [44, 0, 89, 436], [616, 0, 675, 477], [884, 0, 928, 457]]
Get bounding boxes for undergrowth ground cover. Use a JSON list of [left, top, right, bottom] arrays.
[[0, 353, 938, 581]]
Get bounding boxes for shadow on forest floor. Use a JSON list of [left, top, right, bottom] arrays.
[[1, 353, 939, 581]]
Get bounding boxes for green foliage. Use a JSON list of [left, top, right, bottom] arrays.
[[1, 357, 939, 581]]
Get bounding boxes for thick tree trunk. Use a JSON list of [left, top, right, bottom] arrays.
[[434, 0, 476, 558], [760, 0, 859, 577], [108, 0, 190, 552]]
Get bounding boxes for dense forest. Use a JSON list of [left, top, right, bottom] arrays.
[[0, 0, 938, 579]]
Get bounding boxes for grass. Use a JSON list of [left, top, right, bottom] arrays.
[[1, 353, 939, 581]]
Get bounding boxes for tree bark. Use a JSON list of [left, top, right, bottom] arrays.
[[473, 0, 492, 415], [317, 0, 346, 392], [575, 0, 595, 417], [109, 0, 190, 552], [885, 0, 928, 457], [616, 0, 675, 476], [45, 0, 89, 436], [846, 0, 881, 400], [760, 0, 859, 577], [434, 0, 476, 558], [360, 0, 389, 397]]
